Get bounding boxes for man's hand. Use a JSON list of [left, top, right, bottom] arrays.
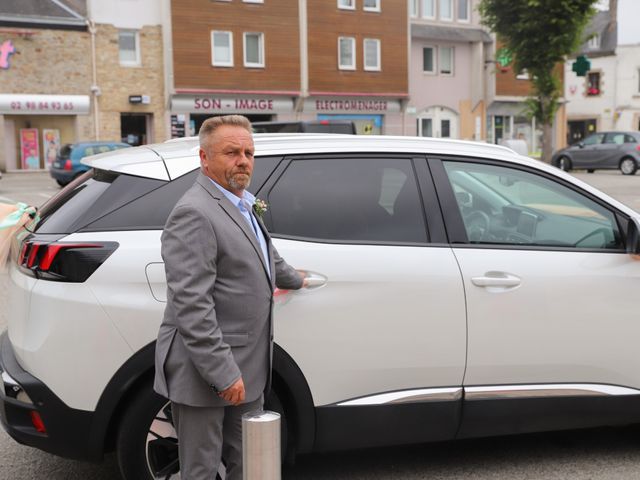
[[297, 270, 309, 288], [218, 377, 245, 405]]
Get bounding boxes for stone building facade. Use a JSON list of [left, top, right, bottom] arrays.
[[93, 23, 166, 145], [0, 25, 95, 171]]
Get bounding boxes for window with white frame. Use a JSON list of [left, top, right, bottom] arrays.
[[440, 46, 454, 75], [338, 36, 356, 70], [410, 0, 418, 17], [211, 31, 233, 67], [422, 46, 435, 73], [364, 38, 381, 71], [338, 0, 355, 9], [457, 0, 469, 21], [516, 69, 530, 80], [422, 0, 435, 18], [439, 0, 452, 20], [588, 33, 600, 49], [243, 0, 264, 3], [118, 30, 140, 66], [243, 32, 264, 67], [363, 0, 381, 11]]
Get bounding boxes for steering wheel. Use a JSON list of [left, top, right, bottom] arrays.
[[464, 210, 491, 242]]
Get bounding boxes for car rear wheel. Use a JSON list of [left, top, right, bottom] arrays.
[[619, 157, 637, 175], [116, 383, 288, 480], [56, 179, 68, 187], [557, 156, 571, 172]]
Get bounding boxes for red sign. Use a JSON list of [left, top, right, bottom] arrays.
[[20, 128, 40, 170]]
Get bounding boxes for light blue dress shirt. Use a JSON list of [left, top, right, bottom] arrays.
[[210, 179, 271, 278]]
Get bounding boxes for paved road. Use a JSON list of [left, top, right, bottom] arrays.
[[2, 169, 640, 479]]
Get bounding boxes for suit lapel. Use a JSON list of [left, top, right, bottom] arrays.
[[196, 174, 272, 285]]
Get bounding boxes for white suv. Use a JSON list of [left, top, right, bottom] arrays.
[[2, 134, 640, 479]]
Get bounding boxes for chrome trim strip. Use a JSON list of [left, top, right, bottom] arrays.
[[464, 384, 640, 400], [336, 387, 462, 406], [1, 371, 19, 388]]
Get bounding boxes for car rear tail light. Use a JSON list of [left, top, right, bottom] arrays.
[[636, 145, 640, 152], [63, 159, 72, 170], [17, 241, 118, 282]]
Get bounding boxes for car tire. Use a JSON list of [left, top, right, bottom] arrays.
[[56, 180, 68, 187], [557, 156, 571, 172], [116, 383, 181, 480], [619, 157, 637, 175], [116, 383, 289, 480], [587, 169, 595, 173]]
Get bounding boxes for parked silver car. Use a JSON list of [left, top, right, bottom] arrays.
[[552, 131, 640, 175]]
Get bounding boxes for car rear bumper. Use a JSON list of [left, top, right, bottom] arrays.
[[0, 331, 99, 461], [49, 167, 76, 183]]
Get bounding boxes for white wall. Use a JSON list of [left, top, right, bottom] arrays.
[[614, 45, 640, 130], [565, 55, 617, 130], [87, 0, 162, 28]]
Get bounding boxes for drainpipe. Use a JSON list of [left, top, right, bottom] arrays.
[[296, 0, 308, 119], [87, 19, 100, 140]]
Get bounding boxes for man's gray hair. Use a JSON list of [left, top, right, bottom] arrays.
[[198, 115, 253, 150]]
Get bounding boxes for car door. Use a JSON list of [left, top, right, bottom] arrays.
[[597, 132, 626, 168], [572, 132, 604, 168], [430, 158, 640, 438], [259, 154, 467, 450]]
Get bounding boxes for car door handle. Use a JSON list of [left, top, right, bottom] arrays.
[[471, 272, 521, 288], [304, 271, 328, 289]]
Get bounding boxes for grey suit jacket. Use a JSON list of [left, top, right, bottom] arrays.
[[154, 172, 303, 407]]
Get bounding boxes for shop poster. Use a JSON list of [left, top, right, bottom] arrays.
[[43, 129, 60, 170], [20, 128, 40, 170]]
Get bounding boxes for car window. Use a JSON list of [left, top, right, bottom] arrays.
[[604, 133, 625, 145], [84, 146, 96, 156], [84, 156, 281, 231], [625, 135, 636, 143], [443, 161, 623, 249], [97, 145, 111, 153], [583, 133, 604, 146], [265, 157, 427, 243]]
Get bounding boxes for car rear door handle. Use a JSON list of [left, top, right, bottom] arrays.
[[471, 272, 521, 288]]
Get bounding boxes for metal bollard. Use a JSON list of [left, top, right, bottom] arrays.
[[242, 410, 281, 480]]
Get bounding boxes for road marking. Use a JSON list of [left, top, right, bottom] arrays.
[[37, 193, 52, 199], [0, 196, 16, 203]]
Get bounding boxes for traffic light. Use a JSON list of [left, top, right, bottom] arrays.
[[572, 55, 591, 77]]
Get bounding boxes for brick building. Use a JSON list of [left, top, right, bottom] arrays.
[[0, 0, 167, 172], [0, 1, 93, 171], [167, 0, 408, 136]]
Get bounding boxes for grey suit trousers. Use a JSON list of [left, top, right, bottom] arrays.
[[172, 395, 263, 480]]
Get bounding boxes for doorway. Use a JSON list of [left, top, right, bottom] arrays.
[[568, 119, 597, 145], [121, 113, 152, 146]]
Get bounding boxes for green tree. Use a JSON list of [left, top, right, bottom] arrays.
[[479, 0, 597, 162]]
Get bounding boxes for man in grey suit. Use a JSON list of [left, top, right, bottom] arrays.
[[154, 115, 305, 479]]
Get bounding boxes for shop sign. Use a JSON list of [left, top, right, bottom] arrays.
[[0, 40, 15, 69], [171, 95, 294, 114], [0, 94, 90, 115], [304, 98, 401, 114], [129, 95, 151, 104]]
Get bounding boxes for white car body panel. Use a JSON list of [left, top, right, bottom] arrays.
[[8, 262, 133, 411], [270, 239, 467, 406], [456, 248, 640, 389]]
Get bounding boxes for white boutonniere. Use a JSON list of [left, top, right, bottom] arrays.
[[253, 199, 268, 219]]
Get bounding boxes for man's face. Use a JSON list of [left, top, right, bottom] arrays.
[[201, 125, 255, 195]]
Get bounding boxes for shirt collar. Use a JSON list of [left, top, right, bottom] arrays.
[[210, 178, 256, 208]]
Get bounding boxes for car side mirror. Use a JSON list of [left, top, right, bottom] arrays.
[[626, 217, 640, 255], [577, 141, 585, 148]]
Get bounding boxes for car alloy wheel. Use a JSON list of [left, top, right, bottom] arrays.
[[558, 156, 571, 172], [145, 401, 180, 479], [620, 157, 637, 175]]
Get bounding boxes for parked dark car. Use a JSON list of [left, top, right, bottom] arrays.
[[49, 141, 130, 186], [552, 131, 640, 175], [252, 120, 356, 134]]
